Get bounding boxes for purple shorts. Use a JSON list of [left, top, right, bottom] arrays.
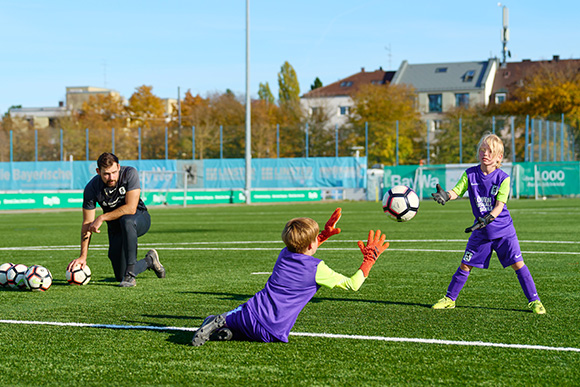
[[225, 303, 282, 343], [462, 231, 523, 269]]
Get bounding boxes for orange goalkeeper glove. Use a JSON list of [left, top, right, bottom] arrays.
[[317, 207, 342, 246], [358, 230, 389, 277]]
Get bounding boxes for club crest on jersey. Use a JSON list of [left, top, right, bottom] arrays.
[[490, 185, 499, 196], [119, 187, 126, 195], [463, 251, 473, 262]]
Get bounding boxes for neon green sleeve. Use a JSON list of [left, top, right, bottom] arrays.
[[452, 172, 469, 197], [315, 261, 366, 291], [497, 177, 510, 203]]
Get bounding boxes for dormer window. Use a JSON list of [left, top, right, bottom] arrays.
[[340, 81, 353, 87], [464, 70, 475, 82], [435, 67, 447, 73]]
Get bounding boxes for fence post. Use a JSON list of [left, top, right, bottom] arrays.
[[538, 120, 542, 162], [112, 127, 115, 154], [546, 121, 550, 161], [364, 122, 368, 161], [192, 126, 195, 159], [459, 117, 463, 164], [426, 120, 430, 165], [60, 129, 63, 161], [220, 125, 223, 159], [85, 128, 89, 161], [561, 113, 565, 161], [305, 123, 309, 158], [10, 130, 13, 162], [525, 115, 529, 162], [138, 127, 142, 160], [492, 116, 496, 134], [396, 120, 399, 166], [35, 130, 38, 162], [511, 117, 515, 163], [276, 124, 280, 158], [552, 121, 557, 162], [335, 124, 338, 158], [530, 118, 535, 162], [165, 126, 168, 160]]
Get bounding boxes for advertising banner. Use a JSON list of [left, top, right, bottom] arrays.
[[514, 162, 580, 197]]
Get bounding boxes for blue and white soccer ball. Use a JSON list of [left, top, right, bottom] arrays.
[[382, 185, 420, 222], [25, 265, 53, 292], [6, 264, 29, 290]]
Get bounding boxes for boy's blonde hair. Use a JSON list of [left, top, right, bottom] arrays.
[[282, 217, 319, 253], [478, 133, 504, 168]]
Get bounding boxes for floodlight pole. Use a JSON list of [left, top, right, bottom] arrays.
[[244, 0, 252, 204]]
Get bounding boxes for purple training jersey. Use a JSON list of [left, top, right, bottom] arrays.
[[242, 248, 322, 342], [464, 165, 515, 240]]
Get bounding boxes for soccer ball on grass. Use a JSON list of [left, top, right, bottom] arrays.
[[25, 265, 53, 292], [0, 262, 15, 287], [66, 264, 91, 286], [382, 185, 420, 222], [6, 264, 29, 290]]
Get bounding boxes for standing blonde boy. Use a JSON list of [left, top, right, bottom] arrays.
[[191, 208, 390, 346], [431, 133, 546, 314]]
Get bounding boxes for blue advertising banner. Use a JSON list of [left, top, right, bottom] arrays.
[[0, 157, 364, 191], [0, 161, 75, 190], [202, 157, 366, 189]]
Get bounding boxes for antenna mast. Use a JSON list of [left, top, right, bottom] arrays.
[[500, 4, 509, 66]]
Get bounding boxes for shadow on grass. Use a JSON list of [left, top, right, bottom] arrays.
[[180, 290, 531, 313]]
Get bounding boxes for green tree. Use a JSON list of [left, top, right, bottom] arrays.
[[310, 77, 323, 91], [432, 106, 496, 164], [349, 83, 422, 165], [258, 82, 275, 105]]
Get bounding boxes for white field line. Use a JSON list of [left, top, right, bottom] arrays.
[[1, 239, 578, 255], [0, 319, 578, 353]]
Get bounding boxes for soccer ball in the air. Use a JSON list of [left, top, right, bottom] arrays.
[[6, 264, 29, 289], [0, 262, 15, 287], [25, 265, 53, 292], [66, 264, 91, 286], [382, 185, 420, 222]]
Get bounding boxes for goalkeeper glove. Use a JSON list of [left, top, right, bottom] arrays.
[[431, 184, 450, 205], [465, 213, 495, 233], [358, 230, 389, 277], [317, 208, 342, 246]]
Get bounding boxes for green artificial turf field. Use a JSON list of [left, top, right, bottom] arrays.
[[0, 198, 579, 385]]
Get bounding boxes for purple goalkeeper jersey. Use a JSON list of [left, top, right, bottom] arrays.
[[463, 165, 515, 240], [244, 248, 322, 342]]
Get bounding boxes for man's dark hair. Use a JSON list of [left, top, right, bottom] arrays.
[[97, 152, 119, 170]]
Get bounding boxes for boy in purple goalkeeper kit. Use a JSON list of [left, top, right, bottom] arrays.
[[191, 208, 390, 346], [431, 133, 546, 314]]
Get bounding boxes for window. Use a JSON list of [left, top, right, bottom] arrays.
[[339, 106, 350, 115], [428, 94, 442, 112], [463, 70, 475, 82], [455, 93, 469, 108], [339, 81, 353, 87], [495, 93, 506, 104], [310, 107, 319, 115], [435, 67, 448, 73]]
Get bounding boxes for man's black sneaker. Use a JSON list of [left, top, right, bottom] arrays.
[[145, 249, 166, 278], [119, 273, 136, 287], [210, 327, 233, 341]]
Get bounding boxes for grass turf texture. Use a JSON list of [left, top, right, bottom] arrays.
[[0, 198, 579, 385]]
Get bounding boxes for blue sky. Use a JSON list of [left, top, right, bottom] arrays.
[[2, 0, 578, 115]]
